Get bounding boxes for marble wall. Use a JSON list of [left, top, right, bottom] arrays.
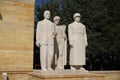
[[0, 0, 35, 71]]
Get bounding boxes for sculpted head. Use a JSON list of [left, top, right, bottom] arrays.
[[44, 10, 51, 20], [53, 16, 60, 25], [73, 13, 81, 22]]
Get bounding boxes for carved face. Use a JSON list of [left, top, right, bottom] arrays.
[[75, 16, 80, 22], [44, 12, 51, 19], [54, 19, 60, 25]]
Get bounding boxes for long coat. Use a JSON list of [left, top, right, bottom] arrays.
[[36, 19, 54, 45], [68, 21, 88, 65]]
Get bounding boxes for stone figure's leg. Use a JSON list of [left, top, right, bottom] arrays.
[[47, 44, 54, 70], [56, 57, 62, 69], [40, 45, 48, 71], [56, 42, 63, 69]]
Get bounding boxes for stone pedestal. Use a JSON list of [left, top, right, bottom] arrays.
[[28, 70, 106, 80], [91, 71, 120, 80]]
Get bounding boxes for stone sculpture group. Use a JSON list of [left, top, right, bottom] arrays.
[[36, 10, 88, 72]]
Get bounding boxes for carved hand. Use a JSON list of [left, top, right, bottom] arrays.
[[52, 31, 57, 36], [36, 41, 41, 47], [85, 42, 88, 47], [70, 41, 74, 48]]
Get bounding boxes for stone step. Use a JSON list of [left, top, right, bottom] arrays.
[[28, 70, 106, 80]]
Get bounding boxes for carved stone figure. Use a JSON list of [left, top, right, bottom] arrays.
[[36, 10, 55, 71], [53, 16, 67, 70], [68, 13, 88, 71]]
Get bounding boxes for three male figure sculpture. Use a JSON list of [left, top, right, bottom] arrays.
[[36, 10, 88, 71]]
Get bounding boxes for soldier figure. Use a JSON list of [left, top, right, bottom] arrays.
[[68, 13, 88, 72]]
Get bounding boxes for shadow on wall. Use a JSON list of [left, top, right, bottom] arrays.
[[0, 13, 3, 20]]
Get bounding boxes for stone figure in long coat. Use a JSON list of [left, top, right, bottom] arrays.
[[53, 16, 67, 70], [68, 13, 88, 71], [36, 10, 55, 71]]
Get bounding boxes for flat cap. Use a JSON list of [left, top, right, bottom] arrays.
[[53, 16, 60, 21], [73, 13, 81, 18]]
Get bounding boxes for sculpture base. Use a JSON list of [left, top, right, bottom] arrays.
[[28, 70, 106, 80]]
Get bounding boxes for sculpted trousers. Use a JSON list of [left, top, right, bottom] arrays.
[[40, 44, 54, 70], [40, 45, 47, 70]]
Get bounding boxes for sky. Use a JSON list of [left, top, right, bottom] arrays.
[[35, 0, 62, 6], [34, 0, 48, 20], [35, 0, 49, 6]]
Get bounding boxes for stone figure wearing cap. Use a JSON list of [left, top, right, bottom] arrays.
[[53, 16, 67, 70], [36, 10, 55, 71], [68, 13, 88, 71]]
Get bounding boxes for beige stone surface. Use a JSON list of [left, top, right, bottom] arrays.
[[0, 0, 34, 71], [0, 71, 119, 80], [28, 70, 106, 80], [0, 71, 32, 80], [91, 71, 120, 80], [3, 0, 35, 4], [28, 70, 120, 80]]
